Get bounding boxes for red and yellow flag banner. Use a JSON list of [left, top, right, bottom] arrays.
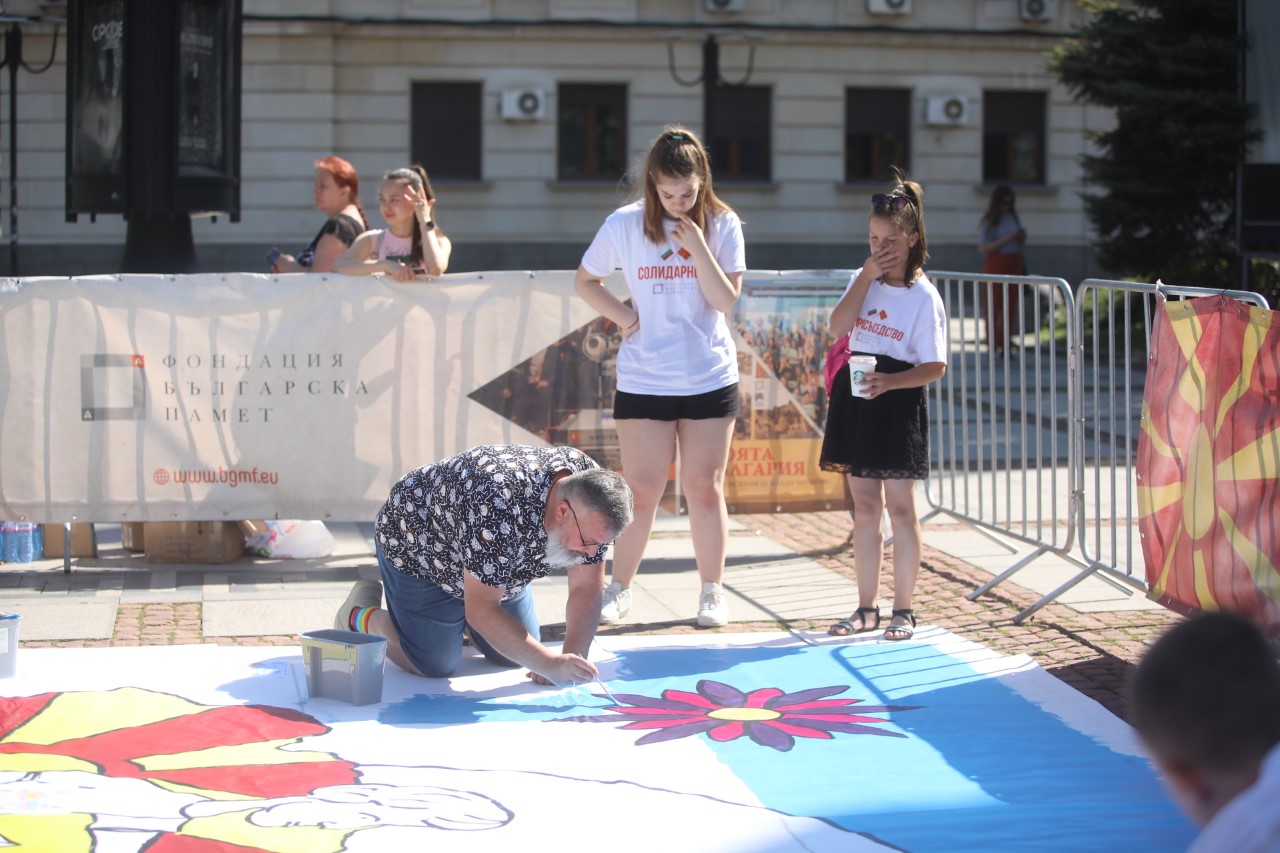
[[1137, 296, 1280, 637]]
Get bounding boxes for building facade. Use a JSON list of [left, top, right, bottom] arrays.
[[12, 0, 1112, 280]]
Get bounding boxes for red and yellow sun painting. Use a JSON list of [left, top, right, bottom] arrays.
[[1136, 296, 1280, 635], [0, 687, 357, 852]]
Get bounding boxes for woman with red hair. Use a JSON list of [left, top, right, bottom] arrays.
[[271, 156, 370, 273]]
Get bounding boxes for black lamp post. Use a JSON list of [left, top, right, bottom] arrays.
[[667, 32, 757, 143]]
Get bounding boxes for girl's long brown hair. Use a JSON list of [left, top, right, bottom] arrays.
[[638, 126, 732, 246], [980, 184, 1015, 231], [874, 166, 929, 284], [384, 164, 438, 266]]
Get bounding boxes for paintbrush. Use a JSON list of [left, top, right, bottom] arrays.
[[594, 674, 620, 705]]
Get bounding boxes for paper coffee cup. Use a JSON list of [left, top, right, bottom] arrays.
[[848, 355, 877, 397]]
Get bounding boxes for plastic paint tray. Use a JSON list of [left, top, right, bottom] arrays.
[[300, 629, 387, 705]]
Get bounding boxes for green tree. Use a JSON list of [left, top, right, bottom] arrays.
[[1050, 0, 1259, 286]]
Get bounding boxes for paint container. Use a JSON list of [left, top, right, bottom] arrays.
[[0, 613, 20, 678], [300, 629, 387, 705]]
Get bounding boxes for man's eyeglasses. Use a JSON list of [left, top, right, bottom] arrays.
[[871, 193, 911, 213], [565, 500, 611, 549]]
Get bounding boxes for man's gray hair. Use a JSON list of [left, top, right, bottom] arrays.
[[557, 468, 634, 537]]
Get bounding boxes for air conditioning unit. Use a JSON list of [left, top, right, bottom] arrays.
[[867, 0, 911, 15], [704, 0, 746, 11], [925, 95, 969, 127], [1019, 0, 1058, 21], [499, 89, 546, 121]]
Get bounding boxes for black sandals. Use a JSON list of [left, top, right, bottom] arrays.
[[883, 609, 917, 641], [828, 607, 881, 636]]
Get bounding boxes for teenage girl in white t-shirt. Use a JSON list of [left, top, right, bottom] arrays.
[[821, 169, 947, 642], [334, 165, 452, 281], [574, 127, 746, 628]]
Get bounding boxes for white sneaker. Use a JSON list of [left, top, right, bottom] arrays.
[[697, 581, 729, 627], [335, 579, 383, 630], [600, 581, 631, 623]]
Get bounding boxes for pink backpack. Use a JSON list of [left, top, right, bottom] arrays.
[[823, 333, 852, 395]]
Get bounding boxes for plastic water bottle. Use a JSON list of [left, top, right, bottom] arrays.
[[0, 522, 8, 562], [12, 523, 35, 563], [1, 522, 16, 563]]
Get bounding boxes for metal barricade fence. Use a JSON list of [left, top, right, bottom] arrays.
[[1027, 280, 1274, 624], [736, 273, 1270, 624], [928, 277, 1270, 623], [923, 272, 1084, 621]]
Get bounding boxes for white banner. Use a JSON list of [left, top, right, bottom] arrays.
[[0, 271, 631, 522], [0, 270, 849, 523]]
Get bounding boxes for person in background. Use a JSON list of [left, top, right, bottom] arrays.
[[821, 169, 947, 642], [1128, 612, 1280, 853], [978, 184, 1027, 354], [574, 126, 745, 628], [270, 156, 370, 274], [333, 165, 452, 281], [334, 445, 633, 688]]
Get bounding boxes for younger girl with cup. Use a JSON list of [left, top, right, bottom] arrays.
[[820, 168, 947, 641]]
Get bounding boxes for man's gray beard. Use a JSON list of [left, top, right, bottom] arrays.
[[543, 525, 586, 569]]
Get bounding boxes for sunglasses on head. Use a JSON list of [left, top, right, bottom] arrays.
[[871, 193, 911, 212]]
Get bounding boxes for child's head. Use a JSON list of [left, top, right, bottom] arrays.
[[869, 167, 928, 282], [639, 126, 728, 245], [1128, 612, 1280, 826]]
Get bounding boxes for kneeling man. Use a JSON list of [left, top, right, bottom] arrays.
[[336, 444, 633, 687]]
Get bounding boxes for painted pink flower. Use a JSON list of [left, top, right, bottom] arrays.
[[556, 679, 920, 752]]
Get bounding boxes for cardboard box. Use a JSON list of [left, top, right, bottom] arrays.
[[121, 522, 145, 552], [144, 521, 246, 564], [41, 523, 98, 559]]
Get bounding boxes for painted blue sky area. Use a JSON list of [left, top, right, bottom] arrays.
[[379, 641, 1195, 851], [704, 643, 1196, 852]]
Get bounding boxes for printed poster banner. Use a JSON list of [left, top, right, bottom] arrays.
[[730, 271, 849, 510], [1136, 295, 1280, 636], [0, 271, 845, 522], [0, 632, 1193, 851]]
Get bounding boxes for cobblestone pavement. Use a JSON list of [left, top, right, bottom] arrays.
[[21, 511, 1179, 722], [738, 512, 1179, 722]]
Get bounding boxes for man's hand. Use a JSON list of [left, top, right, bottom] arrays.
[[526, 652, 599, 687]]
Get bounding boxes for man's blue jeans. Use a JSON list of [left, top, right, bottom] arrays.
[[377, 542, 541, 677]]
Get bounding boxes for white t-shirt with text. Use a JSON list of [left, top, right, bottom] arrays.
[[842, 272, 948, 366], [581, 201, 746, 396]]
